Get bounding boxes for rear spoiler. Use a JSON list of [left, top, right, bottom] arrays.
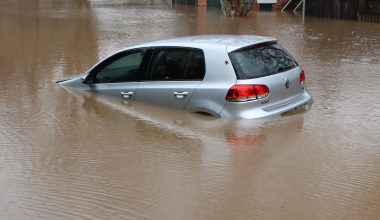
[[227, 40, 277, 53]]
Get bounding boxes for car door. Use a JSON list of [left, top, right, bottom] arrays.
[[135, 47, 205, 109], [84, 49, 148, 101]]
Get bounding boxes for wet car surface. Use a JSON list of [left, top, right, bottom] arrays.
[[1, 0, 380, 219], [58, 35, 312, 118]]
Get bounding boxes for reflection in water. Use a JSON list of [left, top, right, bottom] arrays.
[[0, 0, 380, 219]]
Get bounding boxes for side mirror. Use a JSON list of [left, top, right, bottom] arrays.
[[81, 74, 89, 84]]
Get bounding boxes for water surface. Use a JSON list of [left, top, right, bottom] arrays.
[[1, 0, 380, 219]]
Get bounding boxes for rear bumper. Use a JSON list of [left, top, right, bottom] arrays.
[[219, 90, 313, 119]]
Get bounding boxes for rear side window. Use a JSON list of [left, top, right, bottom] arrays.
[[184, 50, 205, 80], [229, 43, 298, 79], [147, 48, 205, 81]]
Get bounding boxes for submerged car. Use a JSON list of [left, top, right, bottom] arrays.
[[58, 35, 312, 119]]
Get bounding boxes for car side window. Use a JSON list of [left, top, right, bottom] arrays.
[[93, 50, 145, 83], [147, 48, 205, 81], [183, 49, 205, 80]]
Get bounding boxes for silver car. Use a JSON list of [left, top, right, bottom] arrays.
[[58, 35, 312, 119]]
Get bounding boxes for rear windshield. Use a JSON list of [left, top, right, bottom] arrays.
[[229, 43, 298, 79]]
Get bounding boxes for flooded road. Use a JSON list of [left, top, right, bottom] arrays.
[[1, 0, 380, 219]]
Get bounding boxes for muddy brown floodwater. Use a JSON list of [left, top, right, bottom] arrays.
[[1, 0, 380, 219]]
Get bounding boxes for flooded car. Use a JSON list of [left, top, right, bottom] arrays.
[[58, 35, 312, 119]]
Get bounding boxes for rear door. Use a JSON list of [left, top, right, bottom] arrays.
[[85, 49, 148, 101], [135, 47, 205, 109]]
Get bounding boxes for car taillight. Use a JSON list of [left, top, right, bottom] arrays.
[[300, 70, 305, 86], [226, 85, 269, 102]]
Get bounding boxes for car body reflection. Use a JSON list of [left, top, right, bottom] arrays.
[[63, 88, 305, 150]]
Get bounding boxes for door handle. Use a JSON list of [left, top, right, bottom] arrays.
[[173, 91, 189, 99], [121, 91, 134, 99]]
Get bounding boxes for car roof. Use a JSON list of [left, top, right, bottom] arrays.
[[134, 35, 277, 52]]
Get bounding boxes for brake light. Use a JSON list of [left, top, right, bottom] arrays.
[[300, 70, 305, 86], [226, 85, 269, 102]]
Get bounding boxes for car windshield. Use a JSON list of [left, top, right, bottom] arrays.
[[229, 43, 298, 79]]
